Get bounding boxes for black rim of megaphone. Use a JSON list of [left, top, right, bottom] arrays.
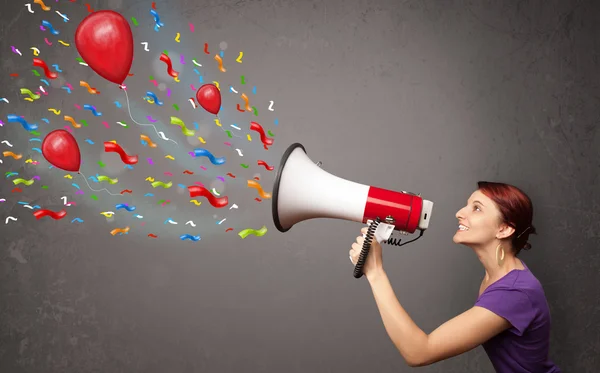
[[272, 142, 306, 233]]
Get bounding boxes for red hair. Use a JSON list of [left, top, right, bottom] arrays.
[[477, 181, 537, 255]]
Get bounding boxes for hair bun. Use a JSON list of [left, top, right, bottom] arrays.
[[522, 242, 532, 251]]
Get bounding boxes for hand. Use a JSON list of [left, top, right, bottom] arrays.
[[349, 226, 384, 279]]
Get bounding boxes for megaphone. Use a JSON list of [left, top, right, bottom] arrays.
[[272, 143, 434, 278]]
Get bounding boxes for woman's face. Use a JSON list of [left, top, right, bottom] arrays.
[[453, 190, 504, 247]]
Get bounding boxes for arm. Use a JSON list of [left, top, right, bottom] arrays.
[[367, 270, 511, 367]]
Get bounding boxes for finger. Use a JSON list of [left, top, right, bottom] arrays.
[[356, 236, 364, 245], [361, 227, 368, 234]]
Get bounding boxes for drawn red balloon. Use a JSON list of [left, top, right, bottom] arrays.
[[196, 84, 221, 115], [75, 10, 134, 85], [42, 130, 81, 172]]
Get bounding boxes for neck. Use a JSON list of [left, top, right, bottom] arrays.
[[473, 242, 520, 282]]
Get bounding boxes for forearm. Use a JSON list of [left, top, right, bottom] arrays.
[[367, 270, 428, 366]]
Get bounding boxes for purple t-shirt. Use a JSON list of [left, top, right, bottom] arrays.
[[475, 260, 561, 373]]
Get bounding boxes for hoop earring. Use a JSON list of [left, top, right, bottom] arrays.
[[496, 244, 505, 266]]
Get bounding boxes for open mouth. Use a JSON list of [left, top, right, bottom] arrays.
[[457, 224, 469, 232]]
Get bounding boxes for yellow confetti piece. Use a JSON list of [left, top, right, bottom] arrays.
[[64, 174, 72, 179], [212, 81, 220, 90], [165, 155, 175, 160], [108, 140, 117, 143], [58, 40, 70, 46], [189, 200, 201, 206], [25, 159, 34, 163], [174, 76, 180, 82], [30, 47, 40, 56], [48, 108, 60, 115], [247, 134, 252, 141], [100, 212, 114, 217], [145, 177, 155, 182], [214, 119, 221, 127], [198, 136, 206, 144]]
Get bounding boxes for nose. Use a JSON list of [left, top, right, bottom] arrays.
[[455, 207, 465, 220]]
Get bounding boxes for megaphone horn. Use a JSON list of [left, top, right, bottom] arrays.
[[272, 143, 434, 234]]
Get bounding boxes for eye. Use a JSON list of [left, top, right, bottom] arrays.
[[473, 205, 481, 212]]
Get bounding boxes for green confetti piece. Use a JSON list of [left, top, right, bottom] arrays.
[[151, 181, 173, 188], [267, 130, 275, 137], [240, 75, 246, 85], [238, 225, 268, 239], [75, 57, 85, 63], [149, 75, 154, 80], [173, 104, 179, 111], [90, 195, 98, 201], [12, 178, 34, 186], [32, 70, 40, 76], [131, 17, 138, 26], [163, 50, 168, 55], [97, 175, 118, 184], [80, 119, 88, 127], [225, 130, 233, 138], [97, 161, 105, 168], [30, 131, 41, 136], [252, 106, 258, 116], [170, 116, 195, 137], [240, 163, 249, 168], [41, 185, 48, 189]]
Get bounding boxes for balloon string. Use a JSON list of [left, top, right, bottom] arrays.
[[120, 87, 178, 145], [79, 172, 122, 196]]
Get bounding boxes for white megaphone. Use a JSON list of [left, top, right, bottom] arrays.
[[272, 143, 434, 278]]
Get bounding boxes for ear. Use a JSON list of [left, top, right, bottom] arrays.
[[496, 224, 516, 240]]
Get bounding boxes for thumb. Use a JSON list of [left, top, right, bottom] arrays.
[[361, 226, 368, 234]]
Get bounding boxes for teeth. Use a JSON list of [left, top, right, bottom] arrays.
[[459, 225, 469, 231]]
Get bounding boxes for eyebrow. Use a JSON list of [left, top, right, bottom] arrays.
[[472, 200, 485, 207]]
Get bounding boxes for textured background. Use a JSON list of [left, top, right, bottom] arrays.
[[1, 0, 599, 372]]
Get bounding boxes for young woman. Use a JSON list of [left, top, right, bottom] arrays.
[[349, 181, 561, 372]]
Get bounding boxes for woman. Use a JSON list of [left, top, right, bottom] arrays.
[[349, 181, 560, 372]]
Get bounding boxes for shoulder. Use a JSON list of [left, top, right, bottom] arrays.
[[475, 270, 548, 335]]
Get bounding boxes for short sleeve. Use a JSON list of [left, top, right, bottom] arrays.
[[475, 288, 536, 336]]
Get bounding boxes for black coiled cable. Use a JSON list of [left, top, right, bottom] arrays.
[[353, 217, 381, 278], [353, 218, 425, 278]]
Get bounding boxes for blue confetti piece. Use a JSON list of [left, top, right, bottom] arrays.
[[193, 68, 200, 75], [144, 193, 154, 197], [6, 114, 38, 131], [41, 118, 49, 123], [52, 64, 62, 72], [17, 201, 28, 205], [199, 76, 203, 83], [133, 214, 143, 219], [164, 218, 175, 225], [124, 165, 133, 170], [141, 140, 147, 147], [178, 184, 186, 189], [40, 79, 49, 86], [252, 86, 256, 94], [193, 122, 199, 130], [61, 86, 71, 94], [219, 50, 224, 58], [145, 91, 163, 106], [180, 234, 201, 242], [88, 176, 98, 182], [114, 101, 122, 108], [150, 9, 164, 29], [41, 20, 60, 35], [31, 148, 42, 153], [84, 139, 94, 144], [115, 203, 136, 212], [32, 205, 40, 209], [5, 172, 18, 178], [29, 138, 41, 142], [71, 218, 84, 223], [83, 104, 102, 116], [190, 148, 226, 165], [71, 183, 80, 189], [274, 118, 278, 126]]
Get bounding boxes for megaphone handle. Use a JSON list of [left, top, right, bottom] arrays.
[[353, 217, 381, 278]]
